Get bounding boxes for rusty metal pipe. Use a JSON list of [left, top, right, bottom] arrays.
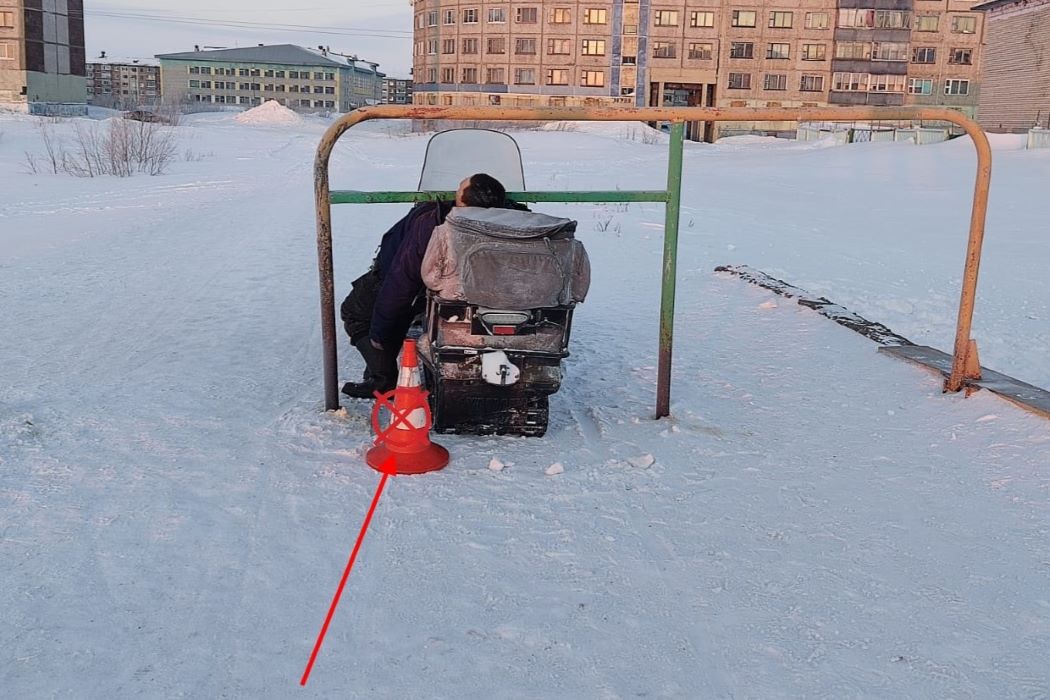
[[315, 106, 992, 413]]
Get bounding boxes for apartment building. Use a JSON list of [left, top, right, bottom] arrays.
[[0, 0, 86, 114], [156, 44, 384, 112], [383, 77, 414, 104], [411, 0, 986, 136], [86, 54, 160, 109], [975, 0, 1050, 132]]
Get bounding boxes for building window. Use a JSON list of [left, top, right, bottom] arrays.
[[876, 10, 911, 29], [873, 42, 909, 61], [945, 79, 970, 95], [622, 55, 636, 65], [462, 38, 479, 54], [912, 46, 936, 64], [239, 82, 250, 90], [766, 43, 790, 60], [426, 10, 438, 26], [515, 68, 536, 85], [548, 38, 571, 55], [547, 69, 570, 85], [654, 10, 678, 26], [833, 72, 868, 91], [200, 80, 212, 88], [835, 42, 871, 61], [583, 8, 607, 24], [731, 10, 757, 28], [952, 16, 977, 33], [313, 85, 324, 94], [462, 67, 478, 83], [805, 12, 829, 29], [189, 66, 200, 74], [870, 74, 905, 92], [908, 78, 933, 95], [0, 11, 15, 28], [763, 74, 787, 90], [427, 40, 438, 55], [486, 67, 505, 84], [426, 68, 437, 83], [515, 38, 537, 55], [730, 42, 754, 59], [463, 8, 478, 23], [690, 11, 714, 28], [488, 7, 505, 23], [688, 43, 713, 60], [653, 42, 676, 59], [189, 79, 200, 88], [581, 70, 605, 87], [275, 71, 285, 78], [516, 7, 538, 23], [802, 44, 826, 61], [441, 67, 455, 83], [582, 39, 606, 56], [264, 69, 274, 77], [443, 9, 456, 24], [915, 14, 939, 31], [442, 39, 456, 54], [487, 38, 506, 54], [623, 24, 638, 34], [289, 71, 300, 79], [551, 7, 572, 23], [769, 12, 793, 28], [949, 48, 973, 65], [324, 86, 335, 94], [800, 75, 824, 92], [728, 73, 751, 89]]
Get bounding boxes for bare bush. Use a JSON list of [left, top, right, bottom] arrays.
[[29, 117, 179, 178]]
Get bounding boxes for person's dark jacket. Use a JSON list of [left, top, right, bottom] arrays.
[[370, 200, 455, 345]]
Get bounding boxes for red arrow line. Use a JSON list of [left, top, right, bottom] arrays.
[[300, 464, 393, 686]]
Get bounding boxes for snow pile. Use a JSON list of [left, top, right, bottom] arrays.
[[234, 99, 303, 126]]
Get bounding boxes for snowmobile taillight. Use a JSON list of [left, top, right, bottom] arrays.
[[492, 325, 518, 335]]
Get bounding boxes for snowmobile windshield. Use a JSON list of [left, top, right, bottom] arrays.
[[418, 129, 526, 192]]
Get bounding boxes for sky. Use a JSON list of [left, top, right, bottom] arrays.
[[84, 1, 415, 77]]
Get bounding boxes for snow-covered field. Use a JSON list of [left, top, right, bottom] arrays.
[[2, 108, 1048, 698]]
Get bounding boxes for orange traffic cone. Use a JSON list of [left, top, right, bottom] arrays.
[[366, 339, 449, 475]]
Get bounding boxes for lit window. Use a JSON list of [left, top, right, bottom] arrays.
[[768, 12, 792, 28], [804, 12, 829, 29], [581, 70, 605, 87], [583, 8, 607, 24], [547, 38, 571, 55], [690, 11, 714, 28], [872, 42, 909, 61], [582, 39, 606, 56], [731, 10, 756, 27], [654, 10, 678, 27], [546, 69, 569, 85], [915, 14, 939, 31], [551, 8, 572, 23]]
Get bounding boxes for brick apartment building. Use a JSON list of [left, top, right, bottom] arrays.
[[411, 0, 986, 136], [86, 54, 160, 109], [975, 0, 1050, 132], [0, 0, 86, 114], [156, 44, 384, 112]]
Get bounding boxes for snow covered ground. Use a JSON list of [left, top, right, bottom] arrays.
[[2, 110, 1048, 697]]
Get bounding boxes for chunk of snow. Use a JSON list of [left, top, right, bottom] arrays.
[[488, 457, 505, 472], [545, 462, 565, 476], [628, 454, 656, 469], [759, 300, 778, 309]]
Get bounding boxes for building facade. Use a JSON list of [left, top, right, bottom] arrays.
[[411, 0, 986, 135], [155, 44, 384, 112], [975, 0, 1050, 132], [383, 77, 414, 103], [0, 0, 86, 114], [86, 55, 160, 109]]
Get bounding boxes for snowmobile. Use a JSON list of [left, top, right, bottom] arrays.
[[414, 129, 591, 437]]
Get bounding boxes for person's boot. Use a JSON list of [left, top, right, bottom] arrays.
[[342, 337, 398, 399]]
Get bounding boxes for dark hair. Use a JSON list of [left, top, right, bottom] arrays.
[[461, 173, 506, 208]]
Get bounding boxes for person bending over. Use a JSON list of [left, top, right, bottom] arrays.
[[339, 173, 507, 398]]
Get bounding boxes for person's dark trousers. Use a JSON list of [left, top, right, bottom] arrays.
[[340, 269, 403, 393]]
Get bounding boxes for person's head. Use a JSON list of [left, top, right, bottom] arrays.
[[455, 173, 506, 208]]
